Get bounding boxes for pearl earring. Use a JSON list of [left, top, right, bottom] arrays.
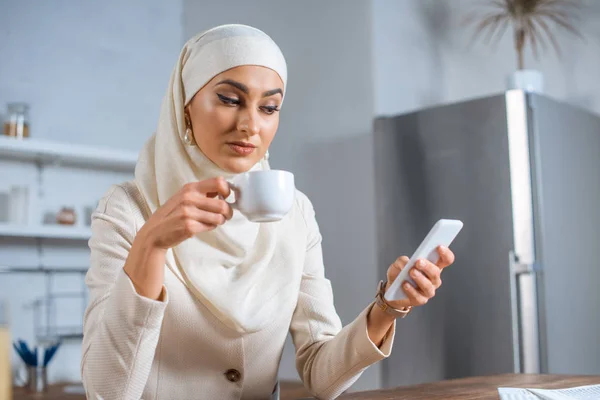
[[184, 128, 194, 146], [264, 150, 270, 160]]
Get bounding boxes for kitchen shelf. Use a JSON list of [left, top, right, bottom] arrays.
[[0, 266, 88, 274], [37, 327, 84, 342], [0, 224, 91, 240], [0, 136, 138, 171], [1, 266, 88, 342]]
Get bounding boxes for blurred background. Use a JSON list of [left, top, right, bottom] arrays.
[[1, 0, 599, 397]]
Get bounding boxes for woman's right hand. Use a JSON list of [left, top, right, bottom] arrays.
[[141, 177, 233, 249], [124, 177, 233, 300]]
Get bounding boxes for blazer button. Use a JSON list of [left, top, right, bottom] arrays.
[[225, 369, 241, 383]]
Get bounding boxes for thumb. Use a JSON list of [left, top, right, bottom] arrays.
[[387, 256, 410, 288]]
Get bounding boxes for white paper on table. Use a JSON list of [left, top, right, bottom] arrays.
[[499, 384, 600, 400], [498, 387, 544, 400]]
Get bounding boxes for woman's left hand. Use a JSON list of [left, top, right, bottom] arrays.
[[366, 246, 456, 347], [385, 246, 455, 310]]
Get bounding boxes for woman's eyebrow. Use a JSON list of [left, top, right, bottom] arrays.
[[262, 88, 283, 97], [216, 79, 282, 97], [216, 79, 248, 93]]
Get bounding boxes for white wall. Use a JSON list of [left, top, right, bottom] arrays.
[[182, 0, 382, 391], [0, 0, 182, 383], [0, 0, 182, 149], [371, 0, 448, 116], [372, 0, 600, 117]]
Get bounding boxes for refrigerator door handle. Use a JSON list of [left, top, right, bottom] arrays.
[[509, 251, 542, 374], [509, 251, 522, 373], [513, 261, 542, 275], [513, 262, 534, 275]]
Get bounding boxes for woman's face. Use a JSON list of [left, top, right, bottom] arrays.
[[186, 65, 284, 173]]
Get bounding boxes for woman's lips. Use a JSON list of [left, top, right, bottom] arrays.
[[227, 142, 256, 156]]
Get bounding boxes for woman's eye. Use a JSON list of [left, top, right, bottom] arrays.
[[261, 105, 280, 115], [217, 94, 240, 105]]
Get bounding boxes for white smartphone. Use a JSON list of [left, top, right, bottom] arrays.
[[384, 219, 463, 301]]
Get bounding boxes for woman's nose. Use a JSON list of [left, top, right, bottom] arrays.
[[237, 109, 260, 137]]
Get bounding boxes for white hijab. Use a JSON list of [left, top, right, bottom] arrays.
[[134, 25, 295, 333]]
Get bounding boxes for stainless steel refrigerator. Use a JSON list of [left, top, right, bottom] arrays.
[[373, 90, 600, 387]]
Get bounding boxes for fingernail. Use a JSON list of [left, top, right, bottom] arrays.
[[418, 260, 425, 268]]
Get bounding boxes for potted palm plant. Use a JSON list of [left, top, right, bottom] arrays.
[[468, 0, 583, 93]]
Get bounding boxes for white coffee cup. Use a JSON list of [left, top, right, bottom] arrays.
[[228, 170, 295, 222]]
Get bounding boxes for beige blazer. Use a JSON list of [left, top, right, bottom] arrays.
[[81, 181, 395, 400]]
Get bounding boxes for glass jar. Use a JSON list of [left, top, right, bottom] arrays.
[[4, 102, 30, 139], [56, 206, 77, 225]]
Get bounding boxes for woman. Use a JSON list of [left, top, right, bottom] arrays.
[[81, 24, 454, 400]]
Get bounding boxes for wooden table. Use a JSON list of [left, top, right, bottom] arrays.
[[12, 374, 600, 399], [12, 381, 312, 399], [339, 374, 600, 399], [13, 384, 85, 400]]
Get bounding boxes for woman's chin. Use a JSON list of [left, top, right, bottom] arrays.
[[218, 156, 259, 174]]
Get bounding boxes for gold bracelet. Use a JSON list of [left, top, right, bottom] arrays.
[[375, 280, 412, 318]]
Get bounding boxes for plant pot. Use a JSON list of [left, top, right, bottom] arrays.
[[506, 69, 544, 93]]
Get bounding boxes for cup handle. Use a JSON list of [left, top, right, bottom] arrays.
[[225, 182, 239, 210]]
